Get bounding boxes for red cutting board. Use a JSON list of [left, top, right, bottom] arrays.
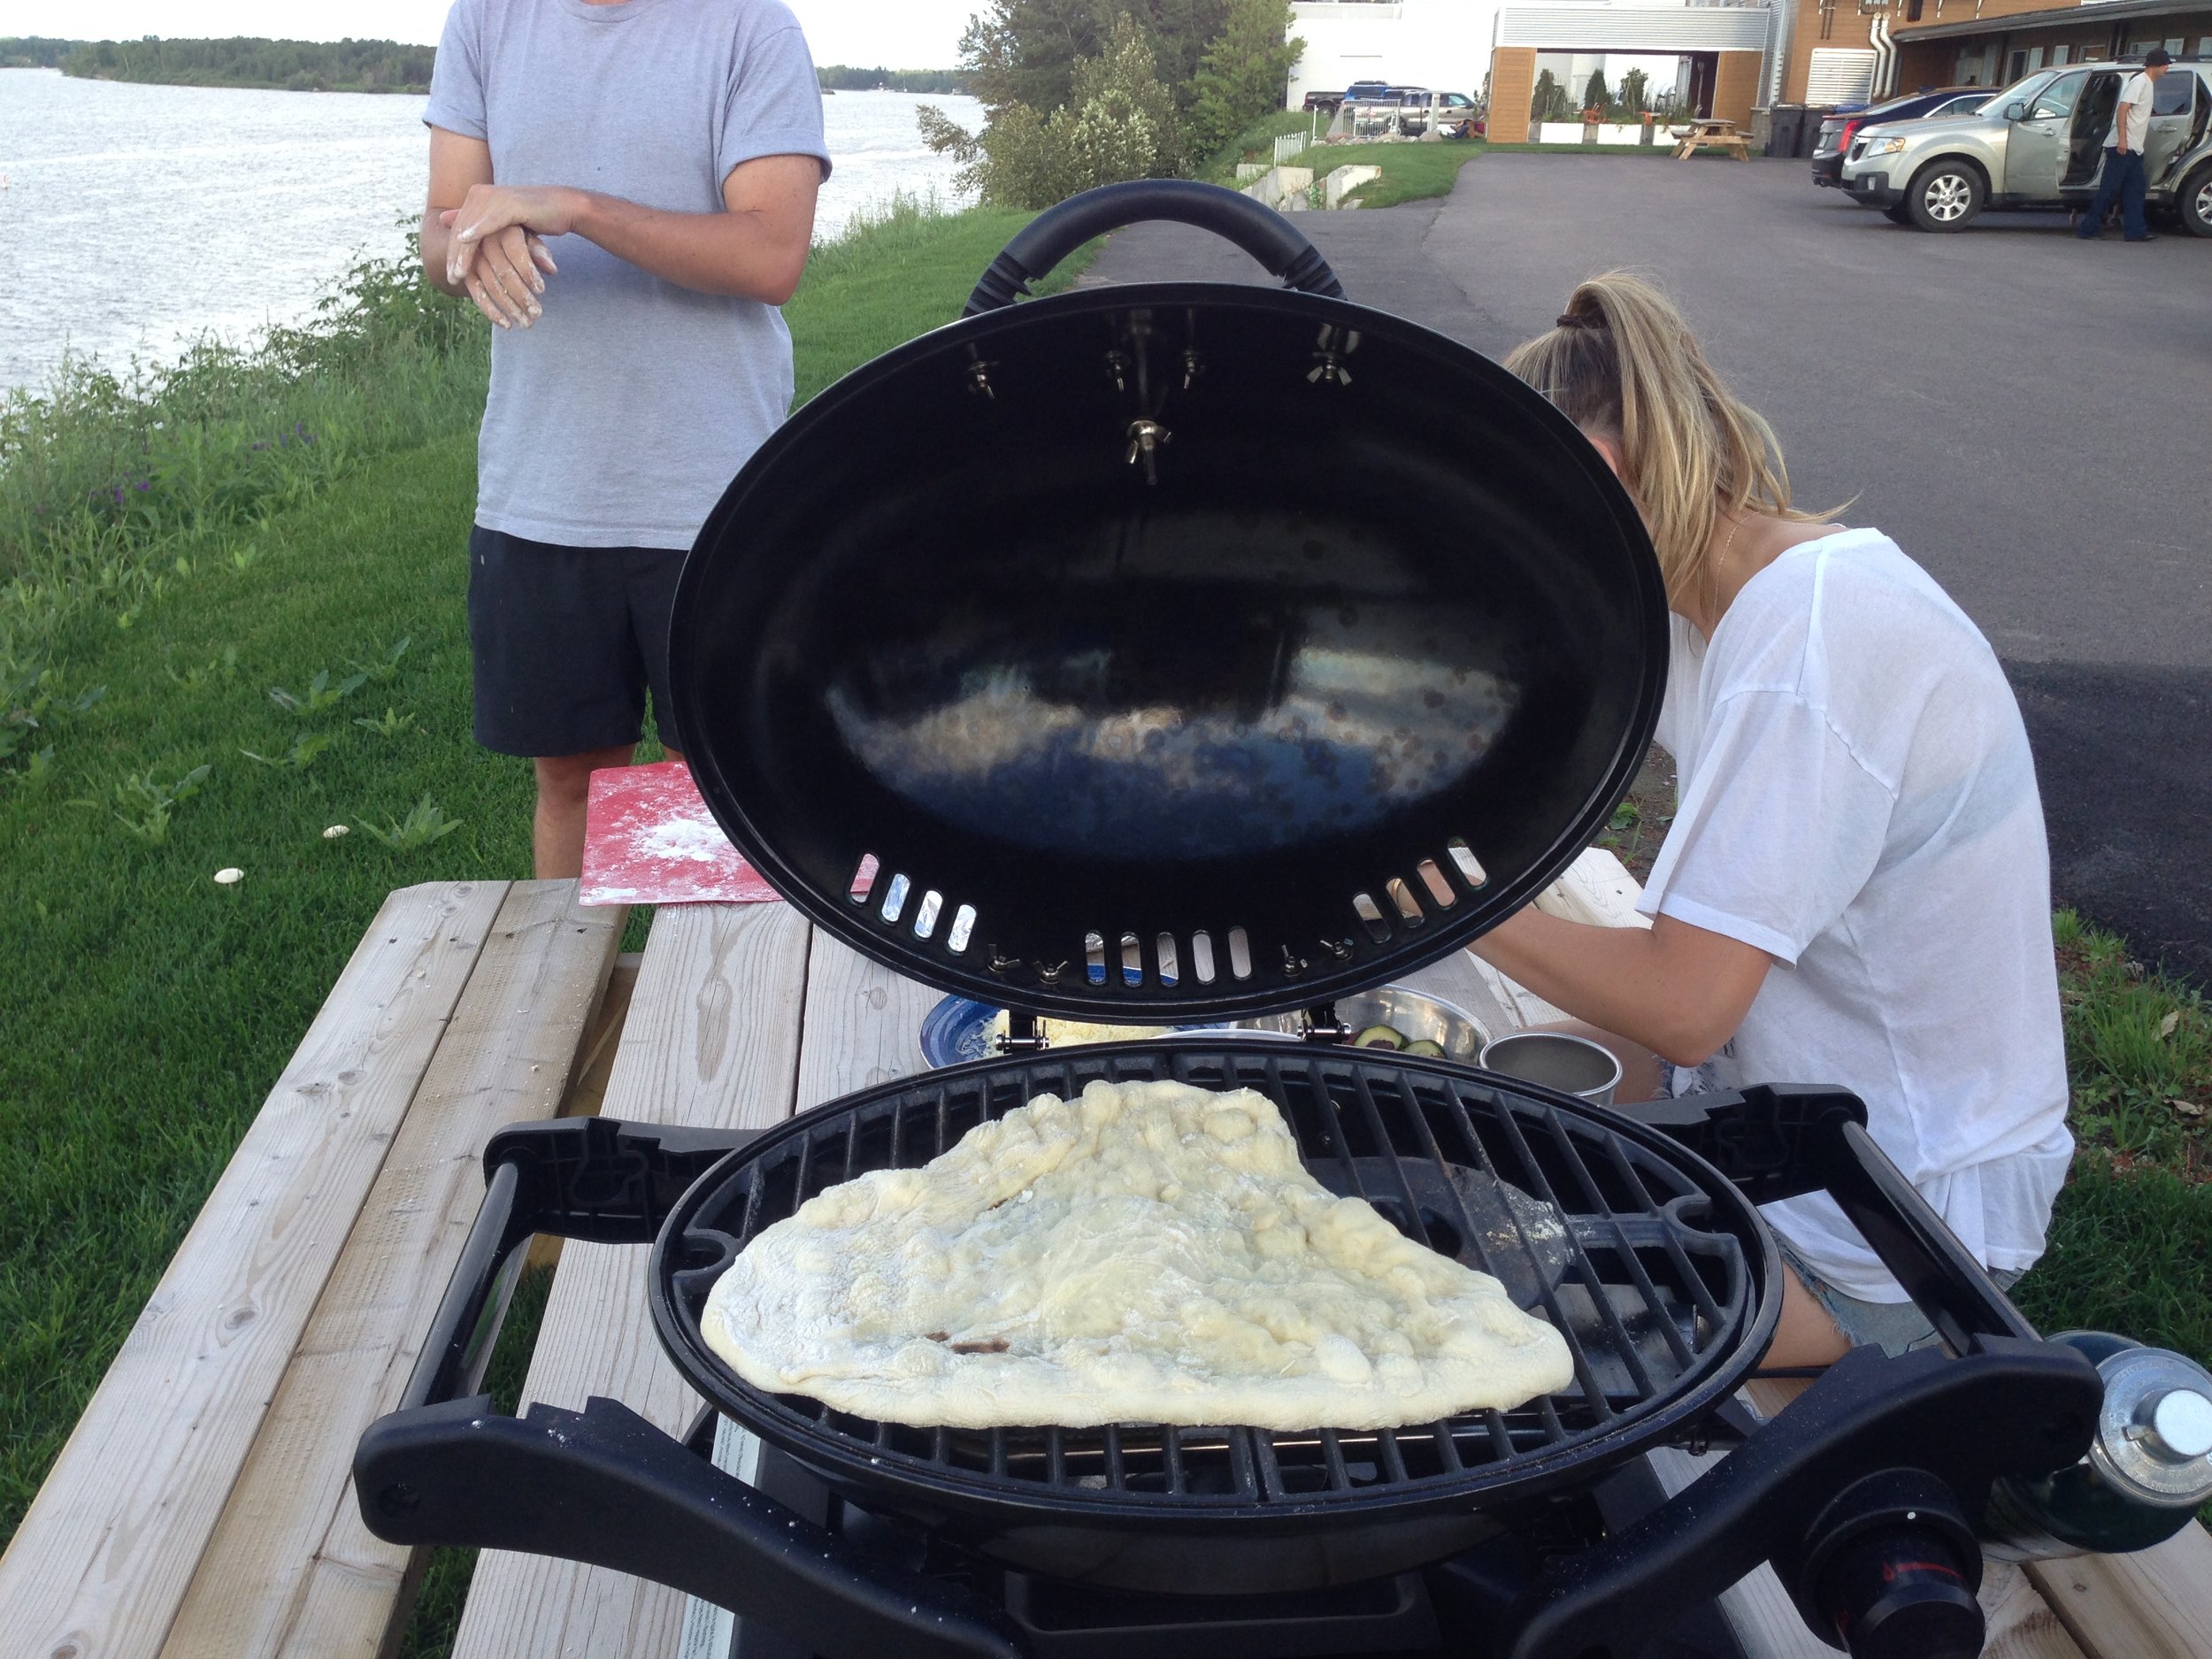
[[578, 760, 785, 907]]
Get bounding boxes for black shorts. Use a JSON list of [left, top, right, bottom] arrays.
[[466, 525, 687, 758]]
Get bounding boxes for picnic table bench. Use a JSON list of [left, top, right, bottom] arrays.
[[6, 858, 2210, 1659], [1671, 119, 1753, 161]]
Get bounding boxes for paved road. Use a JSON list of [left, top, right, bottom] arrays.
[[1081, 158, 2211, 979]]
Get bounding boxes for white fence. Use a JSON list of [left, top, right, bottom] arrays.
[[1274, 131, 1309, 165]]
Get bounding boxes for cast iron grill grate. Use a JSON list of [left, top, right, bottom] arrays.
[[664, 1044, 1756, 1513]]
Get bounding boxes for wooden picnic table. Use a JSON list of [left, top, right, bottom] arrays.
[[1671, 119, 1753, 161], [5, 861, 2210, 1659]]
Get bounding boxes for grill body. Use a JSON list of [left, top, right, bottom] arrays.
[[649, 1040, 1778, 1592]]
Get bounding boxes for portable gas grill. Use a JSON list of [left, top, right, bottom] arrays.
[[356, 184, 2212, 1659]]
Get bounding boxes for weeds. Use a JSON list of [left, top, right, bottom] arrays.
[[0, 242, 484, 778], [269, 668, 367, 717], [241, 731, 335, 771], [359, 794, 464, 851], [165, 646, 238, 690], [74, 763, 212, 844], [353, 707, 416, 739], [349, 635, 411, 683]]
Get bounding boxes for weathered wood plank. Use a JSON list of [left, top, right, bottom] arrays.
[[160, 883, 626, 1659], [448, 902, 812, 1659], [0, 881, 510, 1659], [2026, 1525, 2212, 1659], [794, 932, 940, 1110]]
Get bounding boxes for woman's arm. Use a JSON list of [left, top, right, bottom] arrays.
[[1471, 907, 1774, 1067], [442, 152, 821, 306]]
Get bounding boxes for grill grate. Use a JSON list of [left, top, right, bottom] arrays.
[[673, 1043, 1757, 1512]]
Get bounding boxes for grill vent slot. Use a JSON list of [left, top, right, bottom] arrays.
[[1084, 932, 1108, 986], [913, 890, 943, 940], [1352, 892, 1391, 942], [850, 853, 879, 903], [1226, 927, 1253, 980], [1417, 859, 1455, 908], [1446, 838, 1486, 888], [879, 873, 910, 925], [1191, 932, 1217, 983], [1386, 878, 1424, 926], [947, 905, 978, 954], [1156, 933, 1180, 984], [1119, 933, 1143, 987]]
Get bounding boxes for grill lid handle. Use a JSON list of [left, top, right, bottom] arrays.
[[964, 179, 1345, 314]]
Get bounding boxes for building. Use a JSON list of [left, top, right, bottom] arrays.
[[1488, 4, 1775, 141], [1284, 0, 2211, 151], [1288, 1, 1507, 107]]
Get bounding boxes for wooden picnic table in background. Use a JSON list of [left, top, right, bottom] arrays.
[[1671, 119, 1752, 160], [4, 860, 2210, 1659]]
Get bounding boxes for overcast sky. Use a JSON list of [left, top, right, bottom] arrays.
[[0, 1, 977, 69]]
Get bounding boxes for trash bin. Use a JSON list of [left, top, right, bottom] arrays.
[[1766, 104, 1808, 158], [1796, 106, 1833, 158]]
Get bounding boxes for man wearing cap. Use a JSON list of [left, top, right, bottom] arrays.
[[2077, 48, 2170, 242], [420, 0, 831, 878]]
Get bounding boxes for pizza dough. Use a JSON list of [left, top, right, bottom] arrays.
[[701, 1077, 1573, 1430]]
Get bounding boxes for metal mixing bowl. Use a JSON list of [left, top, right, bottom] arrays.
[[1242, 986, 1489, 1059]]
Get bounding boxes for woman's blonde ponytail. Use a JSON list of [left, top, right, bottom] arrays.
[[1504, 273, 1825, 615]]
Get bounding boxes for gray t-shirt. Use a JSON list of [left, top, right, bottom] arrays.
[[426, 0, 830, 549]]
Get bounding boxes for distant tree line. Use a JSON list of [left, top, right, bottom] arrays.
[[0, 37, 80, 68], [58, 37, 434, 94], [819, 65, 971, 94]]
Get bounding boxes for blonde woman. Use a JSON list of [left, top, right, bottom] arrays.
[[1473, 274, 2071, 1369]]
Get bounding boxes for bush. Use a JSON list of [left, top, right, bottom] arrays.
[[919, 16, 1181, 210]]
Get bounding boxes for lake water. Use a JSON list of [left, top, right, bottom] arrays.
[[0, 69, 981, 394]]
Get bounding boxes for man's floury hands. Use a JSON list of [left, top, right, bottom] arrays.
[[442, 184, 581, 328]]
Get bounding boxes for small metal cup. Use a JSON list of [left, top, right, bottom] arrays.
[[1478, 1031, 1624, 1106]]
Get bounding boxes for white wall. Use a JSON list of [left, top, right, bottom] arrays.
[[1287, 0, 1504, 104]]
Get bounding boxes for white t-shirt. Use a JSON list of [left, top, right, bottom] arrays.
[[2108, 72, 2155, 151], [1640, 528, 2072, 1302]]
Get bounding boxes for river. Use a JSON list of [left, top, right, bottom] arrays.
[[0, 69, 981, 395]]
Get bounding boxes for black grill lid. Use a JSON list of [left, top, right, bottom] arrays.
[[670, 184, 1667, 1022]]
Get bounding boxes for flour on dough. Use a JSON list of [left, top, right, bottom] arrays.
[[702, 1077, 1573, 1430]]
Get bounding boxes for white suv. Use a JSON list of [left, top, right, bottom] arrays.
[[1840, 58, 2212, 234]]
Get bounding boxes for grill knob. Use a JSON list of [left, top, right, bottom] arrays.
[[1817, 1525, 1984, 1659]]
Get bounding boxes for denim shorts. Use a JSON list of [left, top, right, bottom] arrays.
[[1657, 1064, 2022, 1356], [1776, 1225, 2023, 1356]]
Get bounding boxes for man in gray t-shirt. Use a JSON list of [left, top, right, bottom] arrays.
[[422, 0, 830, 877]]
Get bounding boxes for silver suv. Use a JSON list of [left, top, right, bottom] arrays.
[[1840, 58, 2212, 234]]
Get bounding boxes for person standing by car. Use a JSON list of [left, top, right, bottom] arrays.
[[421, 0, 830, 878], [2077, 48, 2170, 242]]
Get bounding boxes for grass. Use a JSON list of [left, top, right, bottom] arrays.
[[2014, 911, 2212, 1366], [0, 198, 1093, 1556]]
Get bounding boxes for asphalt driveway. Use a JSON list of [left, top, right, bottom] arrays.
[[1082, 157, 2211, 979]]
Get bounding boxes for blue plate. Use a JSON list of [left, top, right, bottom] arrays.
[[918, 996, 1006, 1068]]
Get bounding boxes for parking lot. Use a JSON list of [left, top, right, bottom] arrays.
[[1086, 157, 2210, 977]]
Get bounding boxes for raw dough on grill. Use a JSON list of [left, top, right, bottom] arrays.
[[703, 1077, 1573, 1430]]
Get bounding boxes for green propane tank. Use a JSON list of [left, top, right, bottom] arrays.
[[1980, 1331, 2212, 1561]]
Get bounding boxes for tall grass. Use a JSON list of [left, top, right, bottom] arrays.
[[0, 250, 488, 775]]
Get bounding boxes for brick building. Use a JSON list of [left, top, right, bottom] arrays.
[[1773, 0, 2211, 105]]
